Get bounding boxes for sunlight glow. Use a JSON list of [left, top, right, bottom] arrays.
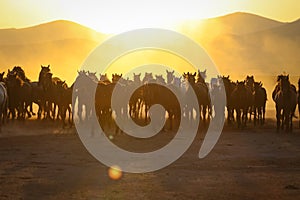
[[1, 0, 299, 33]]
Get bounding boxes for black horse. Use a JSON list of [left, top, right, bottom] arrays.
[[272, 75, 297, 132]]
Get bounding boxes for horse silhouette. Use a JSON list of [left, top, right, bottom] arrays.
[[231, 81, 252, 128], [219, 76, 235, 124], [253, 82, 267, 126], [196, 69, 211, 123], [6, 69, 33, 120], [298, 78, 300, 128], [272, 75, 297, 132]]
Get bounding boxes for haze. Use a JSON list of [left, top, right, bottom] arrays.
[[1, 0, 299, 33]]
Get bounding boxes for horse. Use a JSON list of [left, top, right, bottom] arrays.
[[196, 69, 211, 124], [38, 65, 52, 119], [219, 76, 235, 124], [6, 70, 33, 120], [253, 82, 267, 126], [95, 74, 119, 133], [231, 81, 252, 128], [182, 72, 197, 122], [73, 71, 97, 122], [245, 75, 255, 121], [298, 78, 300, 128], [41, 72, 62, 120], [272, 75, 297, 132], [0, 72, 5, 82], [0, 81, 8, 131], [55, 80, 73, 128]]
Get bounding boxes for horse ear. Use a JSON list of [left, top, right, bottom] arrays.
[[287, 75, 289, 80], [120, 74, 122, 77], [172, 70, 174, 74], [193, 72, 196, 76], [47, 65, 50, 68]]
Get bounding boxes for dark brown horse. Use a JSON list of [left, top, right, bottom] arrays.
[[55, 80, 73, 127], [219, 76, 235, 124], [38, 65, 52, 119], [253, 82, 267, 126], [6, 70, 33, 119], [231, 81, 252, 128], [196, 69, 211, 124], [245, 75, 255, 121], [272, 75, 297, 132], [298, 78, 300, 128]]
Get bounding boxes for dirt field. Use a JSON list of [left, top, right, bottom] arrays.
[[0, 117, 299, 200]]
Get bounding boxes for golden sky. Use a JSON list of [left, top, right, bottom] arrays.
[[0, 0, 299, 33]]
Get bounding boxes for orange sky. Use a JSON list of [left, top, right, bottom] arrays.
[[0, 0, 299, 33]]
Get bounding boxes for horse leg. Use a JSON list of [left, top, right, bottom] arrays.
[[236, 109, 241, 129], [254, 107, 257, 126], [25, 101, 32, 118], [30, 102, 36, 116], [227, 107, 231, 125], [202, 105, 207, 125], [262, 104, 266, 125], [276, 106, 280, 132], [67, 105, 72, 127], [290, 112, 293, 132], [52, 103, 57, 120], [56, 104, 60, 121], [37, 103, 42, 120], [258, 107, 262, 126], [284, 110, 289, 132]]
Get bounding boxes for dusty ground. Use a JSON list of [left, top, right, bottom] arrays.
[[0, 117, 299, 200]]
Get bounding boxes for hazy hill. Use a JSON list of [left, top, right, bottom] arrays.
[[0, 12, 299, 85], [0, 20, 109, 84], [208, 12, 284, 35], [177, 12, 300, 77], [178, 12, 284, 42], [206, 17, 300, 76], [0, 20, 106, 45]]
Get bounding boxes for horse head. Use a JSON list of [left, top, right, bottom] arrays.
[[166, 70, 175, 84], [0, 72, 4, 82], [133, 73, 141, 84], [112, 73, 122, 83], [155, 75, 165, 85], [197, 69, 207, 83]]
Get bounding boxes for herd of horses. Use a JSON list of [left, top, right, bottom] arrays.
[[0, 65, 299, 133]]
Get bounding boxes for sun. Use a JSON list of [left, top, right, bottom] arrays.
[[0, 0, 251, 34]]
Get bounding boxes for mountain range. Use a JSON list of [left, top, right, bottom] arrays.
[[0, 12, 299, 84]]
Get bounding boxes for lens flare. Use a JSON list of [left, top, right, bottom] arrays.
[[108, 165, 122, 180]]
